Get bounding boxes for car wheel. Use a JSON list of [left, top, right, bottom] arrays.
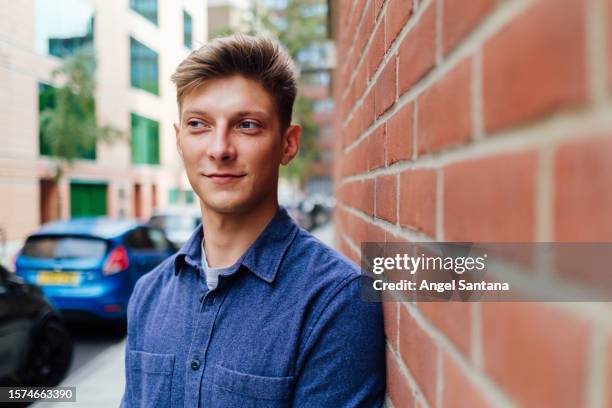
[[21, 320, 73, 387]]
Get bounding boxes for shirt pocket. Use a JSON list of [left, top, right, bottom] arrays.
[[211, 364, 294, 408], [129, 350, 175, 408]]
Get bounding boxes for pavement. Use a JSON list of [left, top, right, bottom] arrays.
[[32, 340, 126, 408], [31, 222, 336, 408]]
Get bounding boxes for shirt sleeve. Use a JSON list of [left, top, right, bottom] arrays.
[[292, 276, 386, 407]]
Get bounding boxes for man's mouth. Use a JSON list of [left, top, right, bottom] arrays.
[[204, 173, 246, 185]]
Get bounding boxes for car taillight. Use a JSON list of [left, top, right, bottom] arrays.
[[103, 246, 129, 276]]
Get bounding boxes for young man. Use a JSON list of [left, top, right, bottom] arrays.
[[121, 35, 385, 407]]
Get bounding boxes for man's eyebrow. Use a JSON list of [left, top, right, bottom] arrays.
[[182, 109, 209, 118], [235, 110, 270, 119], [182, 109, 270, 120]]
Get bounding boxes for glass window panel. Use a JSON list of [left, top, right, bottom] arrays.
[[131, 113, 160, 165], [35, 0, 95, 58], [184, 11, 193, 49], [130, 37, 159, 95], [129, 0, 158, 25]]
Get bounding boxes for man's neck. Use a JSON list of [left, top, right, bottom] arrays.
[[200, 199, 279, 268]]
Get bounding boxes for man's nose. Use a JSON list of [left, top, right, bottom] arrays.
[[208, 124, 236, 162]]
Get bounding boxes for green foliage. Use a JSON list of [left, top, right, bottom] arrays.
[[208, 1, 330, 182], [260, 0, 328, 182], [39, 50, 123, 179]]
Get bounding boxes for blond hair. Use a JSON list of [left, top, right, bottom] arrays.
[[171, 34, 298, 132]]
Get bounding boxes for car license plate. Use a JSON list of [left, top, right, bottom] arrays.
[[37, 271, 80, 286]]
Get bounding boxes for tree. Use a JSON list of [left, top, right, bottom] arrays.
[[39, 50, 123, 215], [40, 51, 123, 173]]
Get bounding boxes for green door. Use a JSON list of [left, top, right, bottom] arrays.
[[70, 181, 107, 217]]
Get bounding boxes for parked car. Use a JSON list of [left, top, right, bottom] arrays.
[[297, 194, 336, 231], [0, 264, 73, 387], [148, 206, 201, 247], [14, 218, 175, 322]]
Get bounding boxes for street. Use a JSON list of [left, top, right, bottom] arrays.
[[66, 322, 126, 378]]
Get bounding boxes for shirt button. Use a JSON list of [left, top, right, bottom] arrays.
[[191, 359, 200, 371]]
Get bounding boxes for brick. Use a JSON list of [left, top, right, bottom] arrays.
[[352, 0, 368, 36], [367, 220, 386, 242], [482, 303, 589, 408], [483, 0, 587, 133], [399, 168, 436, 236], [443, 151, 536, 241], [351, 211, 369, 244], [386, 0, 414, 46], [375, 0, 385, 20], [368, 125, 386, 170], [554, 136, 612, 241], [442, 354, 492, 408], [398, 3, 436, 94], [399, 306, 438, 405], [375, 57, 397, 117], [362, 89, 376, 131], [355, 1, 373, 55], [375, 174, 397, 223], [368, 17, 386, 79], [387, 102, 414, 165], [442, 0, 496, 55], [417, 302, 471, 356], [354, 178, 375, 216], [355, 62, 368, 101], [386, 350, 415, 408], [417, 58, 472, 154], [382, 302, 399, 350]]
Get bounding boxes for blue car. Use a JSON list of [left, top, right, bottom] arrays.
[[15, 218, 176, 321]]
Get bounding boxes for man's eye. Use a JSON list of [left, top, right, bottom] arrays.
[[237, 120, 260, 129], [187, 120, 206, 128]]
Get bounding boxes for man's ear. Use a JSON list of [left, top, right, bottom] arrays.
[[281, 124, 301, 165], [174, 123, 183, 158]]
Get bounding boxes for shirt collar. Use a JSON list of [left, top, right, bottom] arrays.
[[174, 206, 299, 284]]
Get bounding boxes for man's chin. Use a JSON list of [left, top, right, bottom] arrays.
[[201, 198, 250, 215]]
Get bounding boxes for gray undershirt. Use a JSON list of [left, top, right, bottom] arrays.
[[201, 239, 235, 290]]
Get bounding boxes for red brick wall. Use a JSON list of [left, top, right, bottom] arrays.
[[332, 0, 612, 406]]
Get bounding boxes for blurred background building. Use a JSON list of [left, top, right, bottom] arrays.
[[0, 0, 206, 255], [206, 0, 336, 198]]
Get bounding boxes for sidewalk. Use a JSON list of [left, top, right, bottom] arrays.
[[32, 222, 336, 407], [32, 340, 126, 408]]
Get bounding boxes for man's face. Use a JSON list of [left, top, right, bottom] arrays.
[[174, 75, 299, 215]]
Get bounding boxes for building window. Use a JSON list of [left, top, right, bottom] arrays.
[[168, 188, 195, 204], [130, 0, 158, 25], [130, 37, 159, 95], [131, 113, 159, 165], [38, 83, 55, 156], [35, 0, 95, 58], [184, 10, 193, 49], [168, 188, 180, 204], [38, 83, 96, 160]]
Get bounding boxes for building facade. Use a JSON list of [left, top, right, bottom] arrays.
[[0, 0, 206, 247]]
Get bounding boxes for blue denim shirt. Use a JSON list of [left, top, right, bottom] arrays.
[[120, 207, 385, 407]]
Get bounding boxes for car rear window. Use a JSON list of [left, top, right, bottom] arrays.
[[22, 236, 108, 259]]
